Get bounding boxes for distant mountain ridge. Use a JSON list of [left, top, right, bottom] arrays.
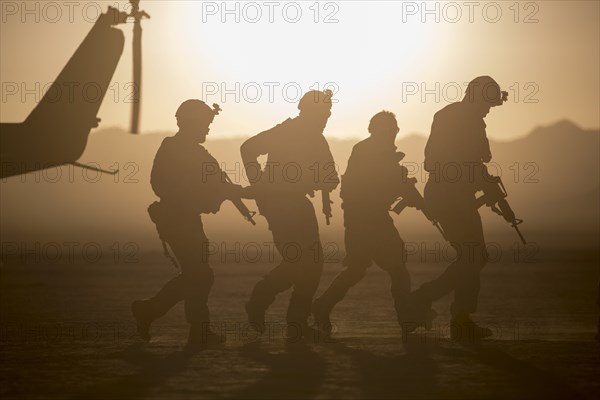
[[1, 120, 598, 253]]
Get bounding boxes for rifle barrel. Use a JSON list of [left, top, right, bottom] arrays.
[[322, 190, 332, 225], [222, 172, 256, 225], [433, 221, 448, 242], [513, 223, 527, 245]]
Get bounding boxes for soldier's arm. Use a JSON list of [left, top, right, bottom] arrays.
[[149, 143, 165, 197], [481, 135, 492, 163], [340, 143, 373, 194], [321, 146, 340, 192], [240, 127, 276, 184], [475, 119, 492, 163], [423, 113, 442, 172], [469, 123, 492, 189], [395, 164, 414, 195], [396, 171, 425, 209], [315, 137, 340, 192]]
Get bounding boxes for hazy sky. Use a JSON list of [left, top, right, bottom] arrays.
[[1, 0, 599, 139]]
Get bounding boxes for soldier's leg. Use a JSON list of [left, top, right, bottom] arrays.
[[414, 208, 491, 340], [284, 197, 327, 338], [403, 207, 472, 334], [372, 227, 410, 318], [415, 209, 487, 313], [313, 225, 370, 315], [140, 235, 215, 325], [168, 227, 222, 348], [137, 274, 185, 320], [313, 265, 368, 314], [288, 267, 324, 342], [413, 208, 485, 304], [450, 209, 487, 317], [447, 218, 491, 342], [287, 240, 324, 328], [311, 262, 366, 336], [247, 260, 297, 312], [171, 233, 214, 326], [131, 272, 185, 341], [131, 229, 211, 342], [246, 203, 297, 314], [245, 223, 301, 334], [253, 199, 320, 314]]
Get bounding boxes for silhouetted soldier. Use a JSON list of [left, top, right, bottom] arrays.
[[131, 100, 243, 350], [409, 76, 508, 341], [312, 111, 427, 336], [241, 90, 339, 340]]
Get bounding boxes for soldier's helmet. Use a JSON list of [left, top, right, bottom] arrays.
[[175, 99, 221, 124], [298, 89, 334, 112], [464, 76, 508, 107]]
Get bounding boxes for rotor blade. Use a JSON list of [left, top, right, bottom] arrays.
[[69, 162, 119, 175], [130, 20, 142, 134]]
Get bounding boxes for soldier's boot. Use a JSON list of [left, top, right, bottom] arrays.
[[287, 297, 323, 343], [245, 302, 266, 334], [311, 298, 333, 336], [246, 280, 276, 335], [285, 322, 325, 344], [400, 291, 437, 337], [131, 276, 186, 341], [450, 315, 492, 342], [285, 321, 306, 343], [131, 300, 157, 342], [310, 267, 366, 336], [185, 323, 226, 353], [183, 281, 218, 352]]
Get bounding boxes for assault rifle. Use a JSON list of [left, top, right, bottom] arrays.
[[222, 172, 257, 225], [322, 190, 333, 225], [476, 172, 526, 244]]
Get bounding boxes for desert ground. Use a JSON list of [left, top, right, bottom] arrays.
[[1, 246, 599, 400]]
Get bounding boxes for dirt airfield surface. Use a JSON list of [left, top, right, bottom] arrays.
[[1, 254, 599, 400]]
